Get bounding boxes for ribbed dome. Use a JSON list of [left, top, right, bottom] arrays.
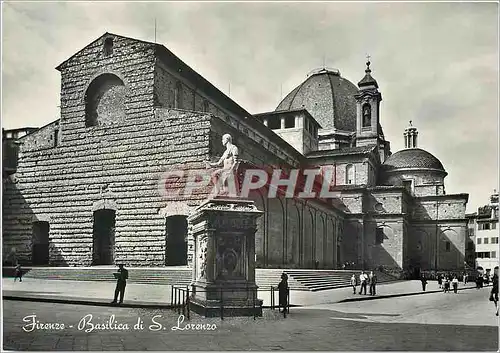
[[383, 148, 446, 172], [276, 68, 358, 131]]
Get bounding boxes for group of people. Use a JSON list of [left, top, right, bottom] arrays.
[[350, 271, 377, 296], [437, 275, 460, 294]]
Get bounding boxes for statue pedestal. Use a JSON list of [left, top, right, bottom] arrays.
[[188, 197, 263, 317]]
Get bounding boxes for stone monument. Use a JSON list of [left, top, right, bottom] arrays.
[[189, 134, 263, 317]]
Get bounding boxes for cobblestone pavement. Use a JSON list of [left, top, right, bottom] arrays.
[[3, 288, 498, 351]]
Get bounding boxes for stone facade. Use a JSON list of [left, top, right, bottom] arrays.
[[3, 33, 469, 277]]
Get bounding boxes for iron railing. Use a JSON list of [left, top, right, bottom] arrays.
[[170, 285, 291, 320]]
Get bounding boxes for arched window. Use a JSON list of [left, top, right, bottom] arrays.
[[362, 103, 371, 127], [174, 82, 182, 109], [85, 73, 126, 127], [203, 99, 209, 113], [346, 164, 355, 184]]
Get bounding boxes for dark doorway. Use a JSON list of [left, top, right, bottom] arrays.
[[165, 216, 188, 266], [32, 221, 50, 265], [336, 245, 342, 269], [412, 266, 421, 279], [93, 209, 116, 265]]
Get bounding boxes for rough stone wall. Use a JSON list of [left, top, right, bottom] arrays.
[[335, 161, 368, 185], [58, 35, 157, 137], [384, 171, 445, 197], [339, 193, 363, 213], [3, 106, 211, 266], [368, 191, 404, 214], [21, 121, 60, 151], [154, 61, 197, 111], [413, 198, 467, 221]]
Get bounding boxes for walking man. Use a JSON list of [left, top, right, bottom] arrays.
[[452, 276, 459, 294], [443, 277, 450, 293], [111, 264, 128, 305], [490, 266, 498, 316], [350, 273, 357, 294], [369, 271, 377, 296], [278, 272, 289, 315], [13, 262, 22, 282], [359, 271, 367, 295], [421, 275, 428, 291]]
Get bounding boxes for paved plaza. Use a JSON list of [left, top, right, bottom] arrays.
[[1, 277, 478, 307], [2, 283, 498, 351]]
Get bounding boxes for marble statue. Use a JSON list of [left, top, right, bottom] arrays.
[[205, 133, 239, 196]]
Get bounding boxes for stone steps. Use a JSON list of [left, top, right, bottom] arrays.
[[285, 270, 399, 291], [3, 267, 398, 292]]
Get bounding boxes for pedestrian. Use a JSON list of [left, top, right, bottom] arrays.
[[421, 276, 428, 291], [452, 276, 459, 294], [277, 272, 289, 315], [463, 273, 468, 285], [350, 273, 357, 294], [111, 264, 128, 305], [489, 266, 498, 316], [369, 271, 377, 296], [359, 271, 367, 295], [443, 277, 450, 293], [438, 274, 443, 289], [13, 262, 22, 282]]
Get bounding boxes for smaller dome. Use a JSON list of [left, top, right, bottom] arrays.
[[383, 148, 446, 172]]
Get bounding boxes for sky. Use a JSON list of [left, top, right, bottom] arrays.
[[1, 2, 498, 213]]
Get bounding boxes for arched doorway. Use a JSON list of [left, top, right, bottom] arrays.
[[32, 221, 50, 265], [165, 216, 188, 266], [92, 209, 116, 265]]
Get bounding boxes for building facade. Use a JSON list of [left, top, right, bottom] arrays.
[[467, 191, 499, 273], [2, 33, 469, 277]]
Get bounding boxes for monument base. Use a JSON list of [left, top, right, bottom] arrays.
[[190, 281, 263, 317], [189, 299, 263, 317]]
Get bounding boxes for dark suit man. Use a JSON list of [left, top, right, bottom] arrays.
[[369, 271, 377, 295], [111, 264, 128, 304]]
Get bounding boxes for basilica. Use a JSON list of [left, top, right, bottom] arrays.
[[2, 33, 468, 278]]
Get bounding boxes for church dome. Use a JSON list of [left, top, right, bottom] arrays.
[[275, 68, 358, 131], [383, 148, 446, 172]]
